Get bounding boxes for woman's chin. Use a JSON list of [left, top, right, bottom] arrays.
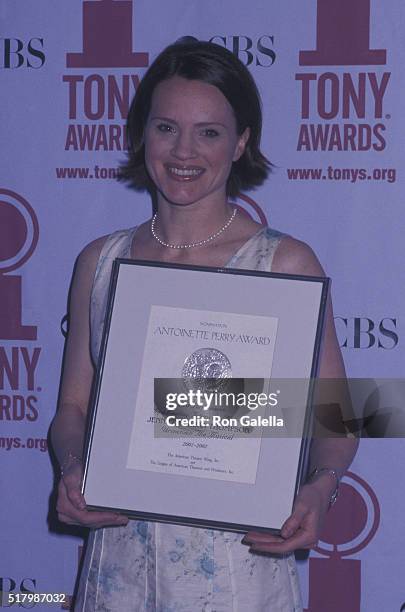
[[158, 187, 202, 207]]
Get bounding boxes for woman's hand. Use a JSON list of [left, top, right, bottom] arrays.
[[242, 476, 334, 554], [56, 462, 129, 529]]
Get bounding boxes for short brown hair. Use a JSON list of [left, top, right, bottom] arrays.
[[121, 39, 272, 197]]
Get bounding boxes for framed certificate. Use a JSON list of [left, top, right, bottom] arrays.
[[82, 259, 329, 533]]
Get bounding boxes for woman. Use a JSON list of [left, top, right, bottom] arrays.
[[52, 40, 357, 611]]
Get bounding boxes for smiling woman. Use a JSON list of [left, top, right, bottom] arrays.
[[51, 39, 357, 612], [144, 76, 250, 212], [122, 39, 270, 199]]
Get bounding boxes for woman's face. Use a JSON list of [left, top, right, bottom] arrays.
[[144, 76, 249, 207]]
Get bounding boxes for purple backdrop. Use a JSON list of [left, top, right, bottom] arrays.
[[1, 1, 404, 610]]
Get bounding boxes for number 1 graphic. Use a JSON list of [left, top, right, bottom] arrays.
[[299, 0, 386, 66]]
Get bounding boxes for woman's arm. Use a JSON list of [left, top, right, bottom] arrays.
[[243, 237, 358, 553], [51, 238, 128, 528]]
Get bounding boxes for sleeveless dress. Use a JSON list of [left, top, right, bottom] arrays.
[[74, 226, 303, 612]]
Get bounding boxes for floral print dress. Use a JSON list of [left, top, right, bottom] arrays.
[[74, 226, 303, 612]]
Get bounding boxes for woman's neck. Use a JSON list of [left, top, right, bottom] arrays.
[[153, 195, 234, 246]]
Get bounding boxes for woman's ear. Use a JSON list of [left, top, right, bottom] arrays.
[[233, 127, 251, 162]]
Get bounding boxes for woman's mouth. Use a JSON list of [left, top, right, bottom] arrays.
[[165, 164, 205, 181]]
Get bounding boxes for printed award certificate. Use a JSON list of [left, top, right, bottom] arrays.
[[126, 305, 278, 484], [82, 259, 328, 533]]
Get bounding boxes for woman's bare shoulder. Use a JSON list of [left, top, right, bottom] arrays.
[[72, 234, 111, 288], [74, 235, 105, 273], [273, 234, 326, 277], [79, 234, 109, 260]]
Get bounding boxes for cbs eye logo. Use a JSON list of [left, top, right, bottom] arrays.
[[0, 189, 39, 341]]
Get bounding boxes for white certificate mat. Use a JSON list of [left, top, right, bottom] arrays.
[[82, 260, 328, 533]]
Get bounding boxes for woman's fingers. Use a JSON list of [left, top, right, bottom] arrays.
[[242, 520, 318, 554], [248, 531, 317, 554], [57, 511, 80, 525], [241, 489, 323, 553], [57, 508, 128, 528], [57, 501, 129, 528], [56, 478, 129, 528], [242, 531, 284, 545]]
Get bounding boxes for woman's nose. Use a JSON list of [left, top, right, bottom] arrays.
[[171, 130, 197, 160]]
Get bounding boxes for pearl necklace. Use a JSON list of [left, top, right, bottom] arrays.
[[151, 208, 237, 249]]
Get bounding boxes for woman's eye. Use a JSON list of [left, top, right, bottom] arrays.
[[202, 129, 219, 138], [157, 123, 175, 134]]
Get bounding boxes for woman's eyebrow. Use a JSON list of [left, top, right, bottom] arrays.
[[150, 116, 226, 128], [150, 116, 177, 123], [195, 122, 226, 128], [150, 116, 227, 130]]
